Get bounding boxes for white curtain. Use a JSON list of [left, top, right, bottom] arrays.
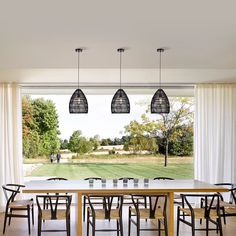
[[194, 84, 236, 184], [0, 84, 23, 211]]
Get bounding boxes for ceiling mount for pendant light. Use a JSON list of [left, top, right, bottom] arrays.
[[151, 48, 170, 114], [111, 48, 130, 114], [69, 48, 88, 113]]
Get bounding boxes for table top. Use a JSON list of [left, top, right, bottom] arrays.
[[23, 179, 228, 194]]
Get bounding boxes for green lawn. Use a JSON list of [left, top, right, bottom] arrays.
[[30, 162, 194, 179]]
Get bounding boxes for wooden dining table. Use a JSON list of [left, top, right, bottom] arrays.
[[23, 179, 227, 236]]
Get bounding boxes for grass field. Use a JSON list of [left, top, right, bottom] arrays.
[[29, 162, 194, 179]]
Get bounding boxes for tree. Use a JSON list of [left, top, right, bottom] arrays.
[[22, 96, 35, 158], [22, 96, 41, 158], [68, 130, 93, 155], [22, 96, 61, 158], [169, 124, 193, 156], [123, 97, 193, 166], [78, 137, 93, 154], [68, 130, 82, 155], [124, 118, 158, 153], [113, 137, 122, 145], [89, 135, 100, 150], [147, 97, 194, 166], [32, 98, 61, 156], [61, 139, 69, 149], [101, 138, 110, 146], [32, 98, 60, 135]]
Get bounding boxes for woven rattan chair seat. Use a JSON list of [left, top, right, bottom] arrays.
[[207, 199, 235, 208], [41, 209, 68, 220], [9, 199, 33, 208], [130, 208, 164, 219], [225, 207, 236, 214], [88, 208, 120, 220], [179, 208, 218, 219]]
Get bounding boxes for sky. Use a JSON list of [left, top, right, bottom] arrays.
[[31, 94, 159, 140]]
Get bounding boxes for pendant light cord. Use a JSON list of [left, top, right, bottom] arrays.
[[77, 50, 80, 89], [119, 50, 122, 90], [159, 49, 162, 89]]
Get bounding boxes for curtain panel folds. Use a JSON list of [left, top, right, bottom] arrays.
[[0, 84, 23, 211], [194, 84, 236, 184]]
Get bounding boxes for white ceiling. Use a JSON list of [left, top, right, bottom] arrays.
[[0, 0, 236, 84]]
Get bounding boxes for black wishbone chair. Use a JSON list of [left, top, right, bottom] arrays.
[[2, 184, 34, 234], [128, 194, 168, 236], [44, 177, 68, 210], [83, 177, 103, 221], [36, 194, 72, 236], [177, 193, 223, 236], [153, 177, 182, 205], [87, 194, 124, 236], [220, 187, 236, 220], [118, 178, 147, 208], [204, 183, 234, 224]]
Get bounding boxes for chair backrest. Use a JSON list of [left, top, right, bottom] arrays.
[[118, 177, 134, 180], [215, 183, 234, 203], [36, 195, 72, 220], [131, 194, 167, 219], [47, 177, 68, 181], [229, 187, 236, 204], [181, 193, 221, 218], [154, 177, 174, 180], [84, 177, 102, 181], [2, 184, 25, 205], [47, 177, 68, 195], [87, 194, 123, 219]]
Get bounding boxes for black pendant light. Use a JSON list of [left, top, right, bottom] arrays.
[[151, 48, 170, 114], [111, 48, 130, 113], [69, 48, 88, 113]]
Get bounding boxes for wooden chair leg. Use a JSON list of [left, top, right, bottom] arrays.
[[32, 204, 34, 225], [218, 217, 223, 236], [87, 212, 90, 236], [83, 196, 86, 222], [164, 218, 168, 236], [120, 216, 123, 236], [158, 219, 161, 236], [3, 210, 8, 234], [66, 215, 71, 236], [27, 205, 31, 234], [200, 198, 203, 225], [92, 218, 95, 236], [191, 216, 195, 236], [128, 207, 131, 236], [176, 207, 180, 236], [38, 215, 41, 236], [116, 220, 119, 236], [8, 209, 13, 225], [136, 215, 140, 236], [222, 207, 226, 224], [206, 218, 209, 236]]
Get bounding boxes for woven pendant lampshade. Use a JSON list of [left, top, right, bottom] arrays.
[[111, 48, 130, 113], [69, 48, 88, 113], [151, 88, 170, 113], [111, 88, 130, 113], [151, 48, 170, 114], [69, 88, 88, 113]]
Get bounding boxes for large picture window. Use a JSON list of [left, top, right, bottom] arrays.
[[22, 94, 194, 180]]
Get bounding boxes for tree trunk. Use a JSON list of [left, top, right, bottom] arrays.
[[164, 139, 169, 167]]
